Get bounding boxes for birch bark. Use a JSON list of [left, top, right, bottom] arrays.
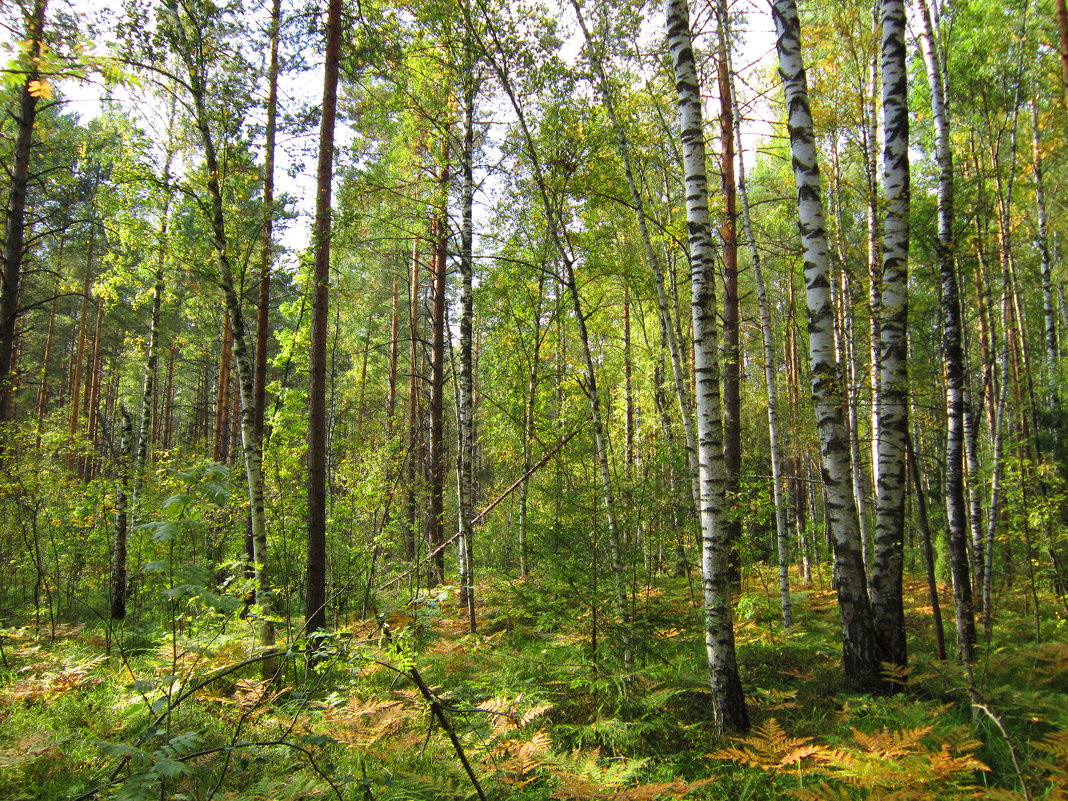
[[916, 0, 975, 663], [666, 0, 748, 732], [457, 49, 477, 631], [870, 0, 909, 675], [771, 0, 879, 687], [166, 0, 277, 656]]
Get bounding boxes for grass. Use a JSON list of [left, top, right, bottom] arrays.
[[0, 565, 1065, 801]]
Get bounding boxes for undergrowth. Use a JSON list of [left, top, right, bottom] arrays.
[[0, 567, 1065, 801]]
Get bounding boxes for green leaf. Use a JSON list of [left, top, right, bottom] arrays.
[[153, 756, 187, 779], [139, 520, 180, 543]]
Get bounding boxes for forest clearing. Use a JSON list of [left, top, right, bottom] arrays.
[[0, 0, 1066, 797]]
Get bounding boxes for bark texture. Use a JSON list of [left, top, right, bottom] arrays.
[[916, 0, 975, 663], [771, 0, 879, 688], [306, 0, 343, 634], [666, 0, 748, 733], [870, 0, 909, 676]]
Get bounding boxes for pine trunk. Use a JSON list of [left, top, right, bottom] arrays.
[[0, 0, 46, 420]]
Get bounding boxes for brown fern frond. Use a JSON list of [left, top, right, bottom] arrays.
[[849, 726, 931, 759], [709, 718, 827, 772], [879, 661, 912, 686], [521, 703, 553, 727], [1034, 729, 1068, 761], [789, 780, 855, 801]]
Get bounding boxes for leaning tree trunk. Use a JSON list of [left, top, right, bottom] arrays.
[[666, 0, 748, 734], [570, 0, 700, 513], [771, 0, 880, 689], [167, 0, 276, 655], [306, 0, 342, 635], [916, 0, 975, 664], [477, 13, 632, 666]]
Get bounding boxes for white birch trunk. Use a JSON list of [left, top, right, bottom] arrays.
[[457, 53, 477, 632], [666, 0, 748, 733], [771, 0, 879, 687], [916, 0, 975, 663], [870, 0, 909, 674]]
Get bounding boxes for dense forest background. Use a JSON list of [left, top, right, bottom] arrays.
[[0, 0, 1066, 798]]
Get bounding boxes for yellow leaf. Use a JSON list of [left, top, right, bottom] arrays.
[[28, 78, 52, 99]]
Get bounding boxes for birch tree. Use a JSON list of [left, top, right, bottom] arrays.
[[869, 0, 909, 676], [916, 0, 975, 663], [666, 0, 748, 732], [157, 0, 276, 657], [771, 0, 880, 688]]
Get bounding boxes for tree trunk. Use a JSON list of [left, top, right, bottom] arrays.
[[723, 15, 792, 628], [1057, 0, 1068, 112], [166, 0, 277, 660], [907, 433, 946, 661], [870, 0, 909, 679], [427, 155, 449, 589], [771, 0, 880, 689], [306, 0, 342, 635], [666, 0, 748, 733], [254, 0, 281, 449], [0, 0, 46, 420], [570, 0, 700, 512], [457, 61, 477, 631], [406, 239, 422, 563], [110, 407, 133, 620], [716, 2, 742, 587], [134, 167, 173, 519], [917, 0, 975, 663], [214, 310, 233, 462], [84, 303, 104, 480], [1031, 102, 1058, 406], [477, 14, 632, 665], [36, 239, 63, 443], [68, 227, 95, 474]]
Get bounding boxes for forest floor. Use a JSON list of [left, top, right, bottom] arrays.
[[1, 565, 1066, 801]]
